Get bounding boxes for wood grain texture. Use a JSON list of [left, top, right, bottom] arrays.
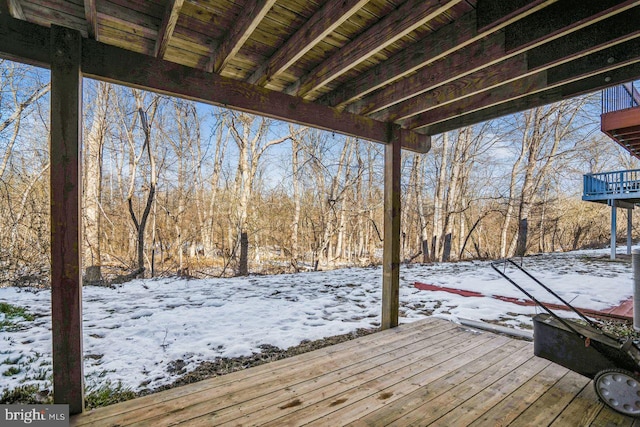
[[416, 61, 640, 135], [371, 3, 640, 124], [154, 0, 184, 58], [70, 318, 638, 426], [2, 0, 640, 143], [349, 31, 507, 116], [50, 24, 84, 415], [382, 132, 401, 329], [83, 0, 97, 39], [325, 0, 556, 110], [247, 0, 370, 86], [504, 0, 639, 53], [211, 0, 276, 73], [290, 0, 463, 99], [7, 0, 25, 19], [81, 38, 428, 151]]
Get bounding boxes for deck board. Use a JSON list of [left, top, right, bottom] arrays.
[[70, 317, 638, 426]]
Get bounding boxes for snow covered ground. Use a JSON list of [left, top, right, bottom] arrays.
[[0, 247, 635, 395]]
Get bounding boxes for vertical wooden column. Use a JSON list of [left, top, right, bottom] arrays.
[[611, 201, 617, 260], [50, 25, 84, 414], [381, 131, 401, 330], [628, 208, 633, 256]]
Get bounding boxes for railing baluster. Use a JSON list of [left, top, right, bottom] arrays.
[[583, 168, 640, 198]]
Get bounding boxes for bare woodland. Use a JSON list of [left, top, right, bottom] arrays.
[[0, 62, 638, 286]]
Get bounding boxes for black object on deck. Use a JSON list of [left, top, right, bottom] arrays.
[[492, 259, 640, 417]]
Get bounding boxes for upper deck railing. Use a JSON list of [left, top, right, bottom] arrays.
[[602, 81, 640, 114], [583, 169, 640, 201]]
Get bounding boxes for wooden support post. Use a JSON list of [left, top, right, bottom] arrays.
[[381, 131, 401, 330], [50, 25, 84, 414], [611, 201, 617, 260], [629, 208, 633, 256]]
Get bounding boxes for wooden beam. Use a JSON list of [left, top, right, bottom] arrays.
[[476, 0, 557, 32], [366, 3, 640, 122], [504, 0, 638, 52], [211, 0, 276, 73], [602, 107, 640, 132], [7, 0, 25, 20], [352, 5, 640, 118], [321, 1, 557, 109], [0, 14, 429, 152], [403, 42, 640, 130], [381, 128, 401, 330], [247, 0, 369, 86], [288, 0, 462, 99], [81, 39, 430, 152], [154, 0, 184, 59], [415, 61, 640, 135], [606, 123, 640, 137], [83, 0, 97, 40], [348, 32, 507, 116], [0, 13, 51, 66], [50, 24, 84, 415]]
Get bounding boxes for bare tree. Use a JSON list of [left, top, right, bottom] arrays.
[[227, 112, 290, 275], [500, 100, 584, 257], [114, 89, 161, 277], [289, 124, 308, 270], [83, 81, 110, 282]]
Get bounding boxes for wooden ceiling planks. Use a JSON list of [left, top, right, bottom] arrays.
[[211, 0, 277, 73], [247, 0, 370, 87], [289, 0, 464, 100], [367, 1, 640, 124], [0, 0, 639, 148]]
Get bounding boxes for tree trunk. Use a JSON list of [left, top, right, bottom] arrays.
[[432, 133, 449, 261], [442, 233, 452, 261], [515, 218, 528, 256], [239, 231, 248, 275], [290, 125, 304, 269], [84, 82, 109, 282]]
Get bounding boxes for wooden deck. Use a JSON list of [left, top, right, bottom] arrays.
[[71, 317, 639, 426]]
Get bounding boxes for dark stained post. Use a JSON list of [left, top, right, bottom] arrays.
[[50, 25, 84, 414], [381, 129, 401, 330]]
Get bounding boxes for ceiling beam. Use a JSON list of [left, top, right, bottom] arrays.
[[347, 31, 507, 116], [403, 40, 640, 129], [352, 4, 639, 118], [0, 13, 430, 152], [83, 0, 97, 39], [321, 0, 557, 109], [475, 0, 558, 32], [408, 58, 640, 135], [154, 0, 184, 59], [211, 0, 276, 74], [287, 0, 462, 99], [503, 0, 639, 52], [0, 12, 49, 66], [371, 4, 640, 122], [81, 40, 430, 151], [6, 0, 24, 20], [247, 0, 369, 86]]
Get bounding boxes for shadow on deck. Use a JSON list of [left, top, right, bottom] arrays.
[[70, 317, 637, 426]]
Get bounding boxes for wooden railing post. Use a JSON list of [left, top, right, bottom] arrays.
[[50, 25, 84, 414]]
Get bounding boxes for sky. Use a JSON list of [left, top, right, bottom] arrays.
[[0, 246, 635, 396]]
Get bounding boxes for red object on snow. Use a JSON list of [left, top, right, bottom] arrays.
[[413, 281, 632, 321]]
